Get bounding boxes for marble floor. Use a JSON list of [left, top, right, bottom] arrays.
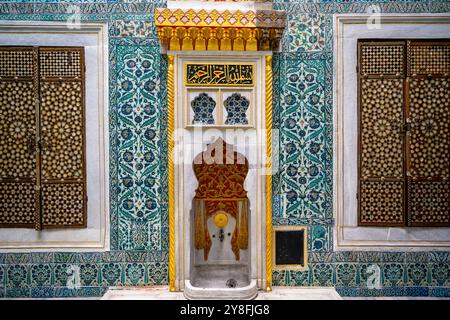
[[101, 286, 450, 300], [101, 286, 343, 300], [3, 287, 449, 300]]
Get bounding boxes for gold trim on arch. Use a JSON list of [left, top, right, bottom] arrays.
[[265, 55, 273, 292], [167, 55, 176, 292]]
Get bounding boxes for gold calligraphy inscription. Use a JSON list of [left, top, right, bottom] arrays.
[[185, 63, 254, 86]]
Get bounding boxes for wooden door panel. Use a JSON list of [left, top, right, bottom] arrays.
[[358, 41, 406, 226], [39, 47, 86, 228], [0, 47, 39, 228]]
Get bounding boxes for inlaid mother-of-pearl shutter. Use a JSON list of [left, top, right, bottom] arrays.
[[357, 41, 407, 226], [39, 47, 87, 228], [406, 41, 450, 226], [0, 47, 39, 228]]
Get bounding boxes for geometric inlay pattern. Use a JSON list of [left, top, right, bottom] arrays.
[[0, 46, 85, 229], [361, 44, 404, 76], [360, 181, 405, 225], [407, 74, 449, 226], [358, 42, 407, 226], [408, 181, 450, 226], [0, 47, 39, 229], [0, 182, 35, 225], [224, 93, 249, 125], [0, 81, 36, 179], [39, 49, 82, 78], [0, 48, 35, 77], [41, 183, 85, 227], [37, 47, 86, 229], [359, 39, 450, 227], [40, 81, 84, 180], [360, 78, 404, 178], [409, 78, 449, 178], [409, 42, 450, 75]]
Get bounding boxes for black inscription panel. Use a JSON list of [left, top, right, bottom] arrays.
[[275, 229, 305, 266]]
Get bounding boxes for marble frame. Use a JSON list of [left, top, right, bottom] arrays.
[[333, 14, 450, 251], [171, 51, 269, 291], [0, 20, 110, 251]]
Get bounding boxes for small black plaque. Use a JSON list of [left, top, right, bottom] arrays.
[[275, 229, 305, 266]]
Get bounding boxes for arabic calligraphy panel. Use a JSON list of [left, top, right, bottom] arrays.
[[186, 63, 254, 86]]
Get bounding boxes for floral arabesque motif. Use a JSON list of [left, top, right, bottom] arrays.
[[115, 43, 163, 251], [383, 263, 404, 286], [30, 264, 52, 287], [191, 93, 216, 125], [288, 14, 326, 52], [224, 93, 249, 125], [7, 265, 28, 288], [276, 54, 332, 223], [101, 263, 122, 286], [125, 263, 145, 285]]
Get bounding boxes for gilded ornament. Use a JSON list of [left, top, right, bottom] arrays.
[[193, 139, 249, 262], [155, 8, 286, 51], [213, 211, 228, 228]]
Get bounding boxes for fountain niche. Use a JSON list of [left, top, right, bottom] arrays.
[[184, 138, 258, 299]]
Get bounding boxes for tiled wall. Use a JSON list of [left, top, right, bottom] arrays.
[[0, 251, 168, 298], [271, 0, 450, 297], [0, 0, 449, 298]]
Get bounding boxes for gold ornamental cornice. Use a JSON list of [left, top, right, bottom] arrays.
[[154, 8, 286, 51], [155, 8, 286, 28]]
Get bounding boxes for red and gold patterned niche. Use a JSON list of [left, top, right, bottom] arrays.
[[193, 138, 249, 261]]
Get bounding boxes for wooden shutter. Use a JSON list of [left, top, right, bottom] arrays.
[[39, 47, 87, 228], [358, 41, 407, 226], [0, 47, 40, 228], [406, 41, 450, 226], [0, 46, 86, 229]]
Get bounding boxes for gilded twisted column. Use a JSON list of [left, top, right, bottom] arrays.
[[265, 55, 273, 292], [167, 55, 176, 292]]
